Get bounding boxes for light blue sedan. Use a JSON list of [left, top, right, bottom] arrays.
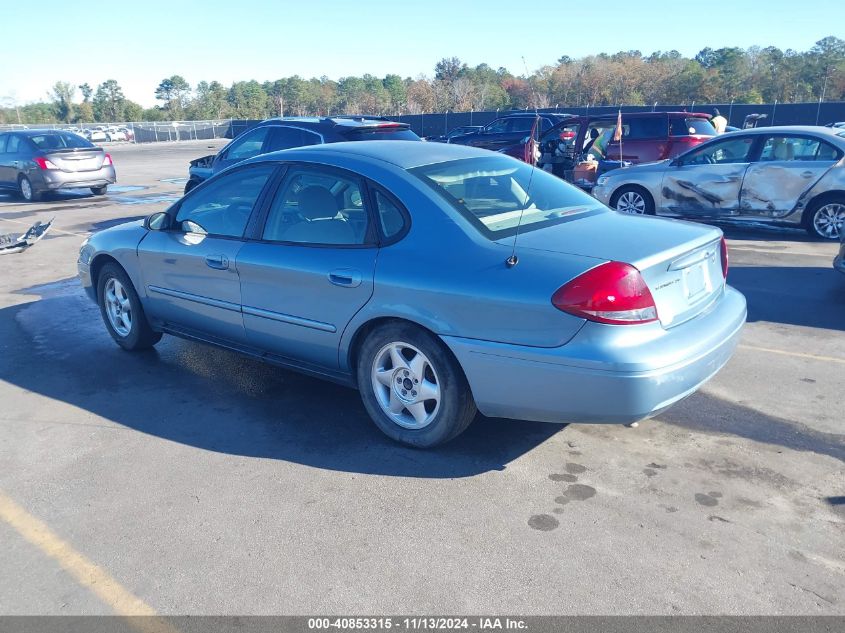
[[78, 141, 746, 447]]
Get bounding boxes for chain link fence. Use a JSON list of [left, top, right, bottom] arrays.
[[0, 119, 247, 142]]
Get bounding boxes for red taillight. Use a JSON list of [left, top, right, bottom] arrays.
[[34, 156, 58, 170], [720, 236, 729, 279], [103, 153, 113, 166], [559, 130, 575, 140], [552, 261, 658, 325]]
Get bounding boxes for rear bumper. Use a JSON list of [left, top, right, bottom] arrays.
[[442, 286, 746, 424], [34, 166, 116, 191]]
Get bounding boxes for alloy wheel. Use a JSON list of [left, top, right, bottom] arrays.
[[616, 190, 646, 214], [104, 278, 133, 337], [20, 178, 32, 201], [813, 203, 845, 240], [371, 341, 441, 429]]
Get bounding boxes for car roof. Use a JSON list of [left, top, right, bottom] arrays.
[[12, 129, 75, 136], [256, 116, 407, 130], [726, 125, 845, 145], [255, 140, 495, 169]]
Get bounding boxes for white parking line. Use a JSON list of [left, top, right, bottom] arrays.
[[0, 217, 87, 237], [739, 344, 845, 365]]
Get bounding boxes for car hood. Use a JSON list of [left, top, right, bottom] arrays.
[[606, 159, 672, 176]]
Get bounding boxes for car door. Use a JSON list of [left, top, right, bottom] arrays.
[[0, 134, 24, 189], [212, 126, 272, 174], [659, 134, 757, 215], [470, 117, 525, 151], [137, 164, 277, 343], [739, 134, 842, 217], [237, 164, 381, 369], [0, 134, 11, 189]]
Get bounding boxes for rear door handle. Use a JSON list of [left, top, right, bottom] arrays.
[[328, 269, 362, 288], [205, 254, 229, 270]]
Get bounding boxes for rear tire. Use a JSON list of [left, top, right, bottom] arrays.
[[611, 186, 655, 215], [97, 263, 162, 351], [357, 322, 477, 448], [91, 185, 108, 195], [803, 195, 845, 240], [18, 175, 42, 202]]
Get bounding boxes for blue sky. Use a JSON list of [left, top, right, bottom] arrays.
[[0, 0, 838, 107]]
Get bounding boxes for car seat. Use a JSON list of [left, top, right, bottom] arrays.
[[283, 185, 355, 244]]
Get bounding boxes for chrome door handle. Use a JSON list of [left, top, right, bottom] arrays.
[[328, 269, 362, 287], [205, 254, 229, 270]]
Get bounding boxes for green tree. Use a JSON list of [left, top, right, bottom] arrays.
[[93, 80, 125, 122], [155, 75, 191, 118], [79, 83, 93, 102], [50, 81, 76, 122]]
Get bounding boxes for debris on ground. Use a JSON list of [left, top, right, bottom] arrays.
[[0, 218, 54, 255]]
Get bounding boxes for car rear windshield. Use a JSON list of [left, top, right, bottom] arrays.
[[345, 126, 420, 141], [671, 118, 716, 136], [411, 156, 605, 239], [28, 132, 95, 150]]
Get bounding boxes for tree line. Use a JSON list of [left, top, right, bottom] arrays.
[[1, 37, 843, 125]]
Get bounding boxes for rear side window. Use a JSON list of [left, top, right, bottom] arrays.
[[6, 135, 21, 153], [373, 190, 407, 240], [29, 132, 95, 150], [267, 126, 322, 151], [345, 127, 420, 141], [624, 117, 666, 140], [671, 118, 716, 136], [759, 136, 841, 162], [0, 135, 6, 153]]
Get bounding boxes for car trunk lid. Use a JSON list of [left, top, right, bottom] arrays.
[[495, 211, 725, 328], [43, 148, 106, 173]]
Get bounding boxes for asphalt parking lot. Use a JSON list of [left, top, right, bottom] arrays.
[[0, 140, 843, 615]]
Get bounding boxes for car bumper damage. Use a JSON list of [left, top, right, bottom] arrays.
[[442, 286, 746, 425]]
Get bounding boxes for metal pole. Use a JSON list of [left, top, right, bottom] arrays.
[[815, 75, 828, 125], [728, 99, 734, 126], [771, 99, 777, 126]]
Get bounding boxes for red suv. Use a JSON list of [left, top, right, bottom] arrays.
[[504, 112, 716, 182]]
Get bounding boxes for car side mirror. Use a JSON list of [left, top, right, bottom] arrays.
[[145, 211, 171, 231]]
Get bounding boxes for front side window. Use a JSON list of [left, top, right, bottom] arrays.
[[625, 117, 667, 140], [412, 156, 605, 239], [175, 165, 275, 237], [225, 127, 270, 162], [262, 168, 369, 245], [509, 118, 536, 133], [0, 135, 7, 153], [484, 118, 510, 134], [682, 136, 755, 165]]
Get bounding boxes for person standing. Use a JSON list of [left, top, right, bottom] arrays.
[[711, 108, 728, 134]]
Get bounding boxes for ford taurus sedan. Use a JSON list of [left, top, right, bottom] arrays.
[[592, 126, 845, 240], [78, 142, 746, 447], [0, 130, 115, 201]]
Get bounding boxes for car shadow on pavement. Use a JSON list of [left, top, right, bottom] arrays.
[[0, 282, 563, 478], [728, 265, 845, 331]]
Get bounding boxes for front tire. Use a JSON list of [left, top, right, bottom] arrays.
[[611, 186, 654, 215], [18, 175, 42, 202], [97, 263, 162, 351], [357, 322, 477, 448], [91, 185, 108, 195], [803, 196, 845, 240]]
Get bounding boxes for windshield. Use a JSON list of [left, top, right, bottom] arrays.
[[411, 156, 606, 239], [28, 132, 95, 150]]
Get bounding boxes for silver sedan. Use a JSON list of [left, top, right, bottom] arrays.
[[593, 126, 845, 240]]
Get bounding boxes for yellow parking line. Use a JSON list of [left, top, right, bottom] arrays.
[[0, 489, 172, 627], [739, 344, 845, 365]]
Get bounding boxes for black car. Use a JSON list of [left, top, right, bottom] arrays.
[[426, 125, 483, 143], [184, 116, 421, 193], [447, 112, 575, 152]]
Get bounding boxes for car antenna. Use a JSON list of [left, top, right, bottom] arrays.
[[506, 113, 540, 268]]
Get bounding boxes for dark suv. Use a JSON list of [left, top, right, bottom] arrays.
[[448, 113, 575, 152], [184, 116, 421, 193]]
